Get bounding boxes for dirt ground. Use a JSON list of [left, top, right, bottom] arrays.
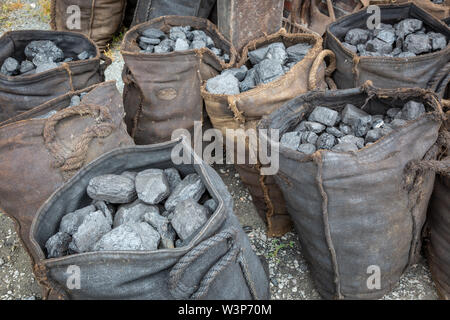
[[0, 0, 440, 300]]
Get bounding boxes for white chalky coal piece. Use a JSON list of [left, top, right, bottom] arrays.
[[87, 174, 136, 204], [135, 169, 170, 205]]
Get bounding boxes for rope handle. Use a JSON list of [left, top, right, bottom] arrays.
[[308, 49, 337, 90], [169, 228, 239, 300], [405, 132, 450, 177], [43, 103, 115, 173]]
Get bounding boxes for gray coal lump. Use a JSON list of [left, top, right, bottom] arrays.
[[205, 72, 240, 95], [1, 40, 90, 77], [164, 168, 182, 191], [143, 210, 176, 249], [280, 131, 301, 150], [59, 205, 96, 235], [280, 99, 427, 152], [342, 18, 447, 58], [135, 169, 170, 204], [92, 222, 160, 251], [164, 173, 206, 212], [45, 232, 72, 258], [137, 25, 229, 62], [113, 199, 158, 228], [87, 174, 137, 204], [45, 166, 222, 257], [1, 57, 19, 76], [308, 106, 339, 127], [203, 198, 218, 213], [171, 199, 210, 241], [69, 210, 112, 253], [206, 41, 312, 94], [254, 58, 285, 84]]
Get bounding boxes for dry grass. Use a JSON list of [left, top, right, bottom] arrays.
[[37, 0, 51, 22], [0, 0, 25, 29]]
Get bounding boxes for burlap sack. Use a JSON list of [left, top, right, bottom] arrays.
[[121, 15, 236, 145], [201, 29, 335, 236]]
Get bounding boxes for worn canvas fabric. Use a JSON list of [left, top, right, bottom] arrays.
[[121, 15, 236, 145], [259, 83, 445, 299], [30, 140, 270, 300], [0, 81, 134, 269], [0, 30, 109, 123], [326, 3, 450, 90], [50, 0, 126, 51], [131, 0, 216, 27]]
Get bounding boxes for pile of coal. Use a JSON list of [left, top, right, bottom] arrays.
[[342, 18, 447, 57], [205, 41, 312, 95], [137, 26, 230, 62], [0, 40, 94, 76], [45, 168, 218, 258], [33, 93, 86, 119], [280, 101, 426, 154]]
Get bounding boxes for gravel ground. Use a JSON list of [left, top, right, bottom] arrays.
[[0, 0, 439, 300]]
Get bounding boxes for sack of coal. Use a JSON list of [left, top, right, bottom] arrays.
[[50, 0, 126, 51], [121, 16, 236, 145], [0, 81, 134, 271], [326, 3, 450, 89], [0, 30, 110, 122], [201, 28, 336, 237], [369, 0, 450, 20], [258, 82, 446, 299], [217, 0, 284, 53], [131, 0, 217, 27], [29, 139, 270, 300]]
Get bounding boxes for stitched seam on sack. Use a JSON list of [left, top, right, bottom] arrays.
[[314, 153, 343, 299]]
